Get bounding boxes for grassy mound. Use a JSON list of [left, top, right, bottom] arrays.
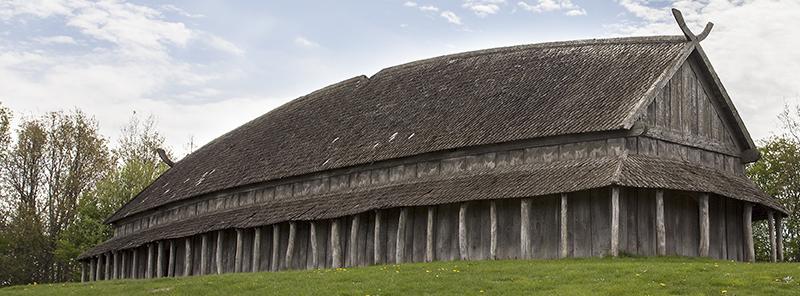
[[2, 257, 799, 295]]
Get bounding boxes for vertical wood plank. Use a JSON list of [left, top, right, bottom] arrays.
[[146, 244, 154, 279], [743, 203, 754, 262], [768, 211, 776, 262], [331, 219, 342, 268], [520, 198, 531, 259], [81, 261, 86, 282], [235, 229, 244, 272], [251, 228, 261, 272], [656, 190, 666, 256], [286, 222, 297, 268], [459, 203, 468, 260], [200, 234, 208, 275], [112, 251, 118, 280], [215, 231, 223, 274], [777, 217, 784, 262], [396, 208, 408, 263], [426, 206, 435, 262], [611, 187, 620, 257], [490, 201, 498, 260], [121, 251, 127, 279], [560, 194, 568, 258], [157, 241, 164, 277], [374, 210, 383, 265], [168, 240, 175, 277], [184, 237, 193, 276], [349, 215, 360, 266], [105, 253, 111, 280], [699, 194, 710, 257], [271, 225, 280, 271], [131, 249, 138, 279], [309, 222, 318, 268], [90, 257, 96, 281]]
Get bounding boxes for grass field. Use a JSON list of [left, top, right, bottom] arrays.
[[2, 257, 799, 295]]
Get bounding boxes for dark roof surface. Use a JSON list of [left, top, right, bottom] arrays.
[[82, 153, 784, 258], [109, 36, 692, 222]]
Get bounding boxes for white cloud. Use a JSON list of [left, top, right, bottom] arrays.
[[404, 1, 418, 7], [463, 0, 506, 17], [613, 0, 800, 141], [419, 5, 439, 12], [161, 4, 204, 18], [200, 33, 245, 55], [32, 35, 77, 45], [517, 0, 586, 16], [440, 11, 463, 25], [294, 36, 319, 48]]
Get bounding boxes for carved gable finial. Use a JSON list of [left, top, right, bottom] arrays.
[[671, 8, 713, 42]]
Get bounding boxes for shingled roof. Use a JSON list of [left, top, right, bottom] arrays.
[[109, 36, 697, 223]]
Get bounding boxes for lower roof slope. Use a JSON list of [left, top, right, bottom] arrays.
[[108, 36, 692, 223]]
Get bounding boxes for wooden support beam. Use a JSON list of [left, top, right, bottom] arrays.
[[81, 261, 86, 282], [349, 216, 360, 266], [331, 219, 342, 268], [426, 206, 435, 262], [373, 210, 383, 265], [656, 190, 666, 256], [157, 241, 165, 278], [768, 211, 777, 262], [91, 257, 97, 281], [96, 256, 102, 281], [611, 187, 620, 257], [112, 251, 118, 280], [396, 208, 408, 263], [560, 193, 568, 258], [286, 222, 297, 268], [252, 228, 262, 272], [699, 194, 710, 257], [271, 225, 280, 271], [743, 203, 755, 262], [520, 198, 531, 259], [490, 201, 498, 260], [458, 203, 468, 261], [121, 251, 127, 279], [168, 240, 176, 277], [777, 217, 784, 262], [309, 222, 318, 269], [200, 234, 208, 275], [105, 253, 111, 280], [131, 248, 138, 279], [146, 244, 154, 279], [235, 229, 244, 273], [184, 237, 193, 276], [215, 231, 224, 274]]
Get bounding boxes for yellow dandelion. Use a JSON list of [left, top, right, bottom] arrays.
[[659, 283, 666, 287], [721, 290, 727, 294]]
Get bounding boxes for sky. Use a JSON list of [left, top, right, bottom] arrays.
[[1, 0, 798, 156]]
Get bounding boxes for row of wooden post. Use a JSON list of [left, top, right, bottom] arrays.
[[80, 188, 784, 281]]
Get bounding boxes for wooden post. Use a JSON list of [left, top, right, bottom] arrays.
[[458, 202, 468, 260], [105, 252, 111, 280], [656, 190, 666, 256], [146, 244, 153, 279], [200, 234, 208, 275], [331, 219, 342, 268], [286, 222, 297, 268], [81, 261, 86, 282], [157, 241, 165, 278], [271, 225, 280, 271], [112, 251, 118, 279], [96, 256, 102, 281], [520, 198, 531, 259], [560, 193, 568, 258], [90, 257, 96, 281], [184, 237, 193, 276], [743, 203, 755, 262], [768, 211, 777, 262], [252, 227, 262, 272], [699, 194, 710, 257], [777, 217, 784, 262], [121, 251, 127, 279], [235, 229, 244, 272], [131, 248, 138, 279], [426, 206, 435, 262], [396, 208, 408, 263], [349, 216, 360, 266], [168, 240, 176, 277], [490, 201, 498, 260], [216, 230, 224, 274], [611, 187, 620, 257], [309, 223, 318, 269], [373, 210, 383, 265]]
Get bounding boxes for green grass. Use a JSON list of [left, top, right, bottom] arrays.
[[2, 257, 799, 295]]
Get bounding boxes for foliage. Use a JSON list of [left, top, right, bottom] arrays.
[[2, 258, 800, 295]]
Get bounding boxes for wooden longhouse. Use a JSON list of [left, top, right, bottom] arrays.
[[78, 9, 788, 281]]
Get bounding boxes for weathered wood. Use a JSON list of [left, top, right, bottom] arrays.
[[560, 194, 568, 258], [167, 240, 175, 277], [215, 231, 224, 274], [611, 187, 620, 257], [81, 261, 86, 282], [656, 190, 666, 256], [458, 203, 468, 260], [349, 216, 360, 266], [309, 222, 318, 268], [252, 228, 262, 272], [286, 222, 297, 267], [768, 211, 776, 262], [184, 237, 193, 276], [489, 201, 497, 260], [699, 194, 710, 257], [426, 206, 435, 262], [331, 219, 342, 268], [234, 229, 244, 272], [156, 241, 164, 278], [121, 251, 127, 279], [396, 208, 408, 263], [131, 249, 138, 279], [112, 251, 118, 280], [374, 210, 384, 265], [520, 198, 531, 258], [104, 253, 110, 280], [271, 225, 280, 271], [743, 203, 754, 262], [90, 257, 96, 281], [200, 234, 208, 275], [776, 217, 784, 262], [146, 244, 154, 279]]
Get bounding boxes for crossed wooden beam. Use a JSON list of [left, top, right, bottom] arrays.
[[672, 8, 713, 42]]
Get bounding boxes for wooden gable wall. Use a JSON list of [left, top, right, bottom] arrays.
[[641, 59, 740, 156]]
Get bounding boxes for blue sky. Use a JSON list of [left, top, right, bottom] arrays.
[[1, 0, 799, 155]]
